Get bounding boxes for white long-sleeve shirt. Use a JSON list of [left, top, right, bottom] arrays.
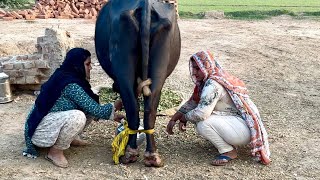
[[178, 79, 241, 124]]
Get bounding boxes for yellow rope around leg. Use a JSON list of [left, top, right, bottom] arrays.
[[112, 121, 155, 164]]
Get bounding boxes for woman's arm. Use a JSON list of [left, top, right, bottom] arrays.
[[63, 83, 114, 120], [167, 87, 201, 134], [185, 79, 223, 123], [177, 87, 199, 114]]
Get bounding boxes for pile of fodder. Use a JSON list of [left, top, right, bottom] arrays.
[[99, 87, 183, 113]]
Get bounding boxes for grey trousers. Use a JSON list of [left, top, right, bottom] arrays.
[[31, 110, 89, 150]]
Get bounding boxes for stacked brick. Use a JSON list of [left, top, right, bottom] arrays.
[[0, 0, 179, 21], [160, 0, 178, 18], [0, 0, 108, 21], [0, 28, 74, 90]]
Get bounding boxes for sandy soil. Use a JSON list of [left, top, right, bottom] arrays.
[[0, 17, 319, 179]]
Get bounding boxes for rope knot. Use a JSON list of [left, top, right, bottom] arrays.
[[137, 77, 152, 96]]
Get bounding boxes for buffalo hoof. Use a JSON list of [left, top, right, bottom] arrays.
[[144, 152, 164, 167], [119, 146, 139, 164]]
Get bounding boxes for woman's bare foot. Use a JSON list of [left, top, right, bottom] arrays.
[[211, 149, 237, 166], [46, 147, 68, 168]]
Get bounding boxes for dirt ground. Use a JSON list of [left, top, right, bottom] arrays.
[[0, 16, 319, 179]]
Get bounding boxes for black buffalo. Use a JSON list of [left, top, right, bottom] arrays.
[[95, 0, 181, 167]]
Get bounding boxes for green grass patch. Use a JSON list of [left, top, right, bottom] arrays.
[[178, 0, 320, 19], [179, 11, 205, 19], [225, 9, 296, 20], [303, 11, 320, 16], [99, 87, 182, 112]]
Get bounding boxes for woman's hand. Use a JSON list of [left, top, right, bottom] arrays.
[[166, 111, 185, 135], [166, 120, 177, 135], [178, 115, 187, 132], [114, 99, 123, 112], [113, 113, 125, 122]]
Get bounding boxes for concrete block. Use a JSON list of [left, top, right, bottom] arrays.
[[35, 60, 50, 69], [23, 61, 36, 69], [23, 68, 39, 76], [26, 76, 41, 84], [45, 28, 58, 37], [42, 53, 50, 60], [35, 44, 42, 54], [14, 77, 26, 84], [2, 63, 14, 70], [27, 54, 41, 61], [14, 62, 24, 70], [16, 56, 23, 60], [3, 70, 21, 78], [9, 77, 15, 83], [0, 56, 14, 61], [22, 55, 28, 60], [7, 69, 24, 77], [37, 37, 44, 43]]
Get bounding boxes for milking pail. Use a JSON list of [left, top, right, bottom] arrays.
[[0, 63, 13, 103]]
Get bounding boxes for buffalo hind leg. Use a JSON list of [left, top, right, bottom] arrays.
[[143, 88, 164, 167], [110, 11, 140, 164]]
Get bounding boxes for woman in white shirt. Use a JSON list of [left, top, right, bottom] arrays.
[[166, 50, 271, 166]]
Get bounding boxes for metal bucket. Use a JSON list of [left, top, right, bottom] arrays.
[[0, 65, 13, 104]]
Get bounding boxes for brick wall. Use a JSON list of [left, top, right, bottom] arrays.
[[0, 28, 74, 90]]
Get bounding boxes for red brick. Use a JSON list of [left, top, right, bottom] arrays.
[[2, 16, 14, 21], [11, 11, 23, 19], [25, 14, 36, 20], [27, 10, 34, 14], [71, 4, 79, 14], [5, 12, 14, 17], [0, 9, 6, 15], [71, 12, 80, 18], [84, 8, 90, 14], [53, 11, 60, 18], [36, 3, 43, 11], [90, 8, 97, 16], [84, 14, 92, 19], [57, 15, 70, 19], [36, 15, 48, 19], [17, 10, 28, 16], [49, 0, 55, 6]]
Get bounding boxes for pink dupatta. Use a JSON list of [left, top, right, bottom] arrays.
[[191, 50, 271, 165]]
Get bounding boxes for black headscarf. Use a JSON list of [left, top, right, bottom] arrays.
[[23, 48, 99, 157]]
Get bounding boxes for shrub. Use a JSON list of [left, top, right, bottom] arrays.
[[0, 0, 32, 9]]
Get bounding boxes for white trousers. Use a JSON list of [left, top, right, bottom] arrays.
[[31, 110, 87, 150], [195, 115, 250, 154]]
